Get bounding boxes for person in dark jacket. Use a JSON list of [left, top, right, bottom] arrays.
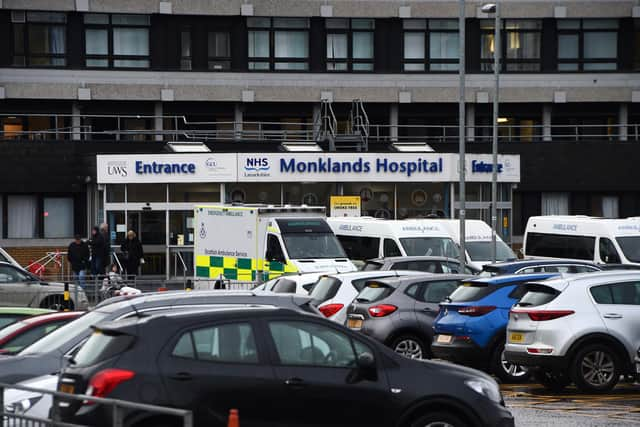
[[67, 234, 89, 288], [99, 223, 111, 274], [120, 230, 144, 277], [89, 226, 105, 277]]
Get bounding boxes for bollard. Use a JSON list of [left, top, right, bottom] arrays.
[[63, 282, 70, 311], [227, 409, 239, 427], [186, 279, 192, 292]]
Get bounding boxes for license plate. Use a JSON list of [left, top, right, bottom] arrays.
[[509, 332, 524, 343], [436, 334, 453, 344], [347, 318, 363, 329], [59, 383, 75, 394]]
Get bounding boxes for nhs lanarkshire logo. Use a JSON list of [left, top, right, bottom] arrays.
[[243, 157, 271, 178]]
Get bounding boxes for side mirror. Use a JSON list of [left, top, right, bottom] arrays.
[[348, 352, 377, 383], [356, 352, 376, 370]]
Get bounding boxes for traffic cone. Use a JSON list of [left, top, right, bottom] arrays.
[[227, 409, 239, 427]]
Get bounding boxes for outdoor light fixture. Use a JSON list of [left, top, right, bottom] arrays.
[[481, 3, 497, 13], [280, 142, 323, 152], [166, 141, 211, 153], [391, 142, 435, 153]]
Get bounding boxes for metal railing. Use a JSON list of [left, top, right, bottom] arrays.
[[0, 382, 193, 427]]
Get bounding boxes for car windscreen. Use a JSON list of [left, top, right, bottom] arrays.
[[309, 277, 342, 304], [516, 284, 560, 307], [20, 311, 105, 355], [399, 237, 459, 258], [362, 262, 382, 271], [466, 241, 515, 261], [0, 315, 24, 330], [281, 233, 346, 259], [72, 330, 134, 367], [616, 236, 640, 263], [355, 282, 395, 303], [447, 282, 496, 302]]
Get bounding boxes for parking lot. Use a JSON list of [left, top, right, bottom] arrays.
[[504, 382, 640, 426]]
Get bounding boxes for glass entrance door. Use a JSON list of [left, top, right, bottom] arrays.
[[125, 211, 166, 276]]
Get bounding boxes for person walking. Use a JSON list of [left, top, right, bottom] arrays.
[[99, 223, 111, 274], [120, 230, 144, 278], [67, 234, 89, 289], [89, 226, 105, 277]]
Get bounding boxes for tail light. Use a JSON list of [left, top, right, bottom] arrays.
[[319, 303, 344, 318], [368, 304, 397, 317], [85, 369, 135, 404], [458, 306, 496, 317], [511, 309, 574, 321]]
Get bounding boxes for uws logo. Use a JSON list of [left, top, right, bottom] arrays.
[[107, 161, 128, 177], [244, 157, 270, 172]]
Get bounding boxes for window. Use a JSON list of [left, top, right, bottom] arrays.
[[269, 321, 364, 367], [394, 260, 442, 273], [599, 238, 621, 264], [7, 195, 37, 238], [12, 11, 66, 67], [326, 19, 375, 71], [248, 17, 309, 70], [635, 19, 640, 71], [403, 19, 458, 71], [407, 280, 459, 303], [0, 265, 32, 283], [481, 20, 541, 72], [208, 31, 231, 70], [525, 232, 595, 260], [557, 19, 618, 71], [172, 323, 258, 363], [84, 14, 150, 68], [180, 29, 191, 70], [43, 197, 73, 238], [309, 277, 342, 304], [591, 282, 640, 305], [399, 237, 459, 258], [541, 192, 569, 215], [336, 235, 380, 261], [0, 320, 68, 354], [266, 234, 286, 262], [616, 236, 640, 263], [383, 239, 402, 257]]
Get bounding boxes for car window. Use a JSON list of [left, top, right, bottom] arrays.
[[599, 238, 621, 264], [393, 261, 441, 273], [172, 322, 258, 363], [362, 262, 382, 271], [448, 282, 495, 302], [0, 265, 31, 283], [266, 234, 286, 263], [517, 284, 560, 307], [309, 277, 342, 304], [508, 284, 528, 300], [422, 281, 459, 303], [269, 321, 358, 368], [383, 239, 402, 257], [351, 276, 387, 292], [356, 282, 395, 303], [73, 330, 135, 366], [0, 320, 68, 353], [337, 236, 380, 261], [590, 285, 614, 304], [591, 282, 640, 305], [571, 265, 599, 273], [0, 315, 23, 329]]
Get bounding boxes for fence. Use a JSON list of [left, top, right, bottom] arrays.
[[0, 382, 193, 427]]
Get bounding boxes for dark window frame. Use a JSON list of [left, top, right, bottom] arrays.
[[247, 17, 310, 71], [179, 26, 192, 71], [11, 11, 67, 68], [207, 31, 232, 71], [325, 18, 375, 72], [83, 13, 151, 69], [402, 19, 459, 73], [556, 19, 619, 72], [480, 19, 542, 73]]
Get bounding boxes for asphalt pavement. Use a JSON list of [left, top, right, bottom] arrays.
[[503, 382, 640, 426]]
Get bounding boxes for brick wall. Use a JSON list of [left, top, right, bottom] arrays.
[[5, 246, 69, 280]]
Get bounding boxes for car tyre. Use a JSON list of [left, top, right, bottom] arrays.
[[410, 411, 466, 427], [391, 334, 429, 360], [40, 295, 74, 311], [490, 343, 530, 383], [571, 344, 620, 393], [533, 369, 571, 392]]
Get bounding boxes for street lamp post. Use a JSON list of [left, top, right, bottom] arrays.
[[458, 0, 466, 270], [482, 2, 500, 263]]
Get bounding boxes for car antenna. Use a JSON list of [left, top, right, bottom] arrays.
[[128, 299, 142, 317]]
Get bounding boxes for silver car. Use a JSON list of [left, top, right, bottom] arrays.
[[504, 271, 640, 393], [0, 262, 88, 310]]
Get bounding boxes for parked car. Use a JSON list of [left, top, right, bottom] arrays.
[[0, 291, 319, 384], [3, 373, 58, 422], [347, 274, 470, 359], [0, 248, 20, 269], [0, 307, 54, 330], [310, 270, 424, 324], [254, 273, 324, 295], [504, 271, 640, 392], [431, 273, 558, 383], [57, 306, 514, 427], [0, 311, 83, 355], [480, 259, 602, 277], [363, 256, 480, 274], [0, 262, 89, 310]]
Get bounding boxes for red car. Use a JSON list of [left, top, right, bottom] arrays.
[[0, 311, 84, 355]]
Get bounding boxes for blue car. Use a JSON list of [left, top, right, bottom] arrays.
[[432, 273, 558, 383], [480, 259, 602, 276]]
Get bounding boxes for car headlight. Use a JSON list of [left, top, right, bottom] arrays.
[[465, 378, 502, 403], [5, 395, 43, 414]]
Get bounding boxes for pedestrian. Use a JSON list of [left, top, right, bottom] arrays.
[[99, 223, 111, 274], [67, 234, 89, 289], [89, 226, 105, 277], [120, 230, 144, 278]]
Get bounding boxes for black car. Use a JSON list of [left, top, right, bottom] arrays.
[[57, 306, 513, 427], [346, 274, 470, 359], [0, 291, 317, 384]]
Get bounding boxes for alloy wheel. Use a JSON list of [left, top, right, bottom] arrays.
[[500, 350, 529, 378], [424, 422, 455, 427], [581, 350, 615, 387], [394, 339, 423, 359]]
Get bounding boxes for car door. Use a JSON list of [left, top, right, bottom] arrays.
[[264, 318, 391, 427], [0, 265, 37, 306], [158, 320, 279, 427], [590, 280, 640, 364], [414, 280, 460, 327]]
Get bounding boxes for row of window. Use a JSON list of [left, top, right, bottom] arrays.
[[9, 11, 633, 72], [0, 195, 74, 239]]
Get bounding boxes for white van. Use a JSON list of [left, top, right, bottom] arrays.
[[327, 217, 460, 262], [523, 215, 640, 266]]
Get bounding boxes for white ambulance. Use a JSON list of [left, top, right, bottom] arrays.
[[194, 205, 356, 286], [523, 215, 640, 265]]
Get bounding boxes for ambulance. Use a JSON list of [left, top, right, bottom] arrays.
[[194, 205, 356, 286], [523, 215, 640, 265]]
